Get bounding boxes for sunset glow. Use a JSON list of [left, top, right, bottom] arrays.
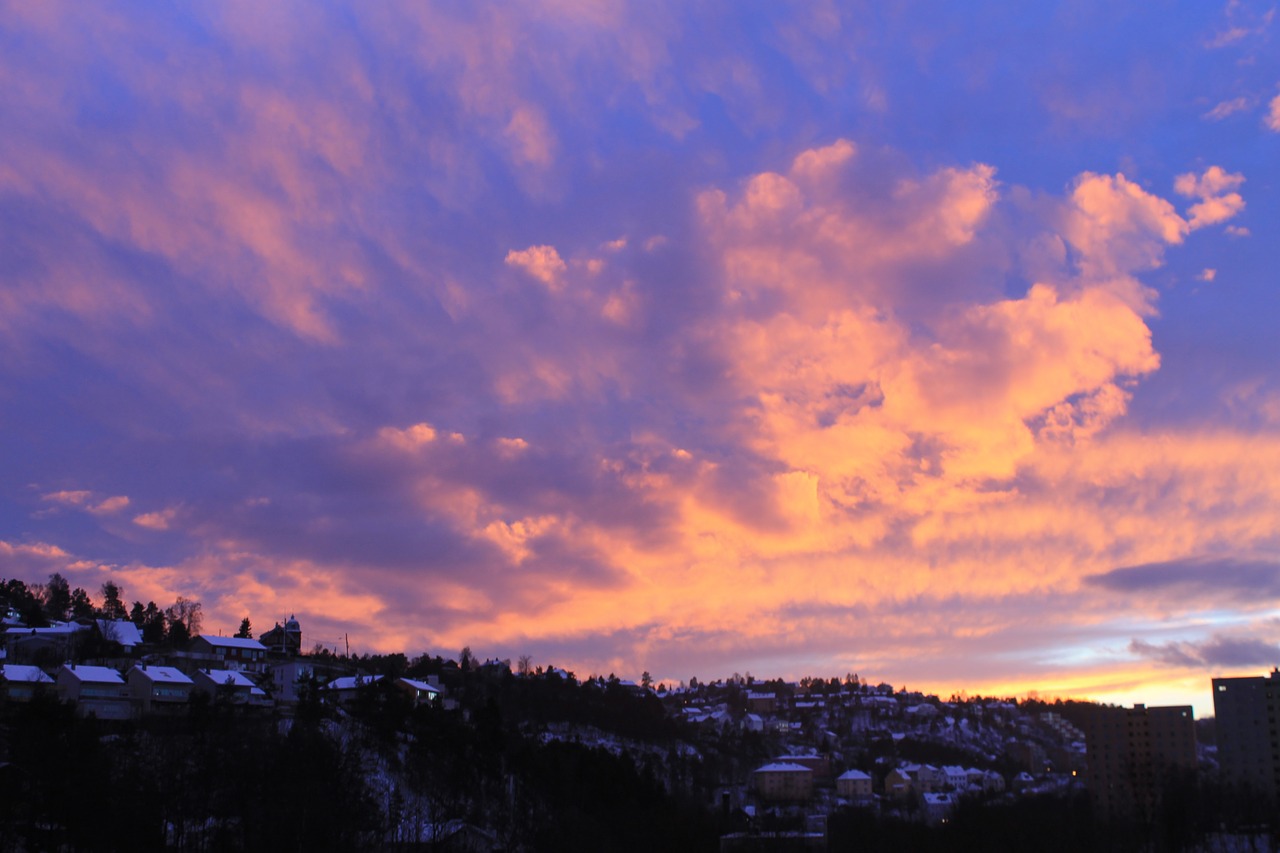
[[3, 2, 1279, 716]]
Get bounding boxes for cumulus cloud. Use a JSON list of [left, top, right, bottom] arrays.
[[1, 3, 1276, 707], [133, 508, 178, 530], [1269, 93, 1280, 131], [505, 245, 568, 289], [1175, 166, 1246, 229]]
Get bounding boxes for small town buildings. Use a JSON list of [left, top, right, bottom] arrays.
[[775, 754, 831, 780], [258, 615, 303, 656], [395, 676, 442, 707], [95, 619, 143, 653], [325, 673, 384, 705], [922, 792, 956, 825], [5, 623, 90, 665], [56, 664, 132, 719], [193, 669, 270, 707], [127, 665, 194, 714], [752, 762, 814, 802], [885, 764, 940, 797], [836, 769, 873, 800], [189, 636, 269, 672], [746, 692, 778, 714], [267, 658, 349, 706], [1, 664, 54, 702]]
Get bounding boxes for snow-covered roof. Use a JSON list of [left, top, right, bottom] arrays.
[[202, 669, 264, 693], [130, 665, 193, 684], [61, 664, 124, 684], [838, 769, 871, 780], [754, 762, 812, 774], [398, 677, 440, 694], [326, 674, 383, 691], [97, 619, 143, 647], [3, 664, 53, 683], [19, 623, 87, 636], [196, 635, 267, 651]]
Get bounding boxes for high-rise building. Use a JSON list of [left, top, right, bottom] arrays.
[[1212, 669, 1280, 802], [1080, 703, 1196, 820]]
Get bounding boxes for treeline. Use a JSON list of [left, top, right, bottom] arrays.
[[1, 573, 205, 644], [0, 652, 742, 852]]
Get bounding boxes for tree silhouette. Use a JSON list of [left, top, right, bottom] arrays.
[[99, 581, 128, 620]]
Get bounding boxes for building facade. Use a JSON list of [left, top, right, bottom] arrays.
[[1080, 703, 1196, 820], [1212, 669, 1280, 803]]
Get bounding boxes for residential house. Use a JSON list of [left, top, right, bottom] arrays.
[[267, 658, 349, 706], [886, 764, 937, 797], [1, 664, 54, 702], [775, 754, 831, 781], [325, 673, 383, 706], [56, 664, 132, 719], [395, 676, 442, 708], [746, 692, 778, 714], [836, 769, 873, 800], [258, 615, 303, 656], [193, 669, 271, 707], [939, 765, 971, 791], [5, 623, 90, 665], [922, 792, 956, 825], [189, 636, 269, 672], [127, 665, 193, 714], [95, 619, 143, 654], [752, 762, 814, 802]]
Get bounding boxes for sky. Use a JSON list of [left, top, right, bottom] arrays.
[[2, 1, 1279, 716]]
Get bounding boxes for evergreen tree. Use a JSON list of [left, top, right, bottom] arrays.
[[100, 581, 128, 620], [69, 587, 95, 620], [42, 572, 72, 621], [235, 617, 253, 639], [141, 601, 165, 644]]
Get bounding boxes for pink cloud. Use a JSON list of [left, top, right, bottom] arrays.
[[505, 245, 568, 289]]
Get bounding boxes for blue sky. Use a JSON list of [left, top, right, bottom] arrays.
[[2, 1, 1279, 714]]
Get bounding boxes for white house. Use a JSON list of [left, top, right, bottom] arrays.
[[127, 665, 194, 713], [2, 664, 53, 702], [325, 673, 383, 705], [193, 669, 271, 707], [57, 664, 132, 719]]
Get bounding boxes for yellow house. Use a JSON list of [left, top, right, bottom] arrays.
[[753, 762, 813, 802]]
